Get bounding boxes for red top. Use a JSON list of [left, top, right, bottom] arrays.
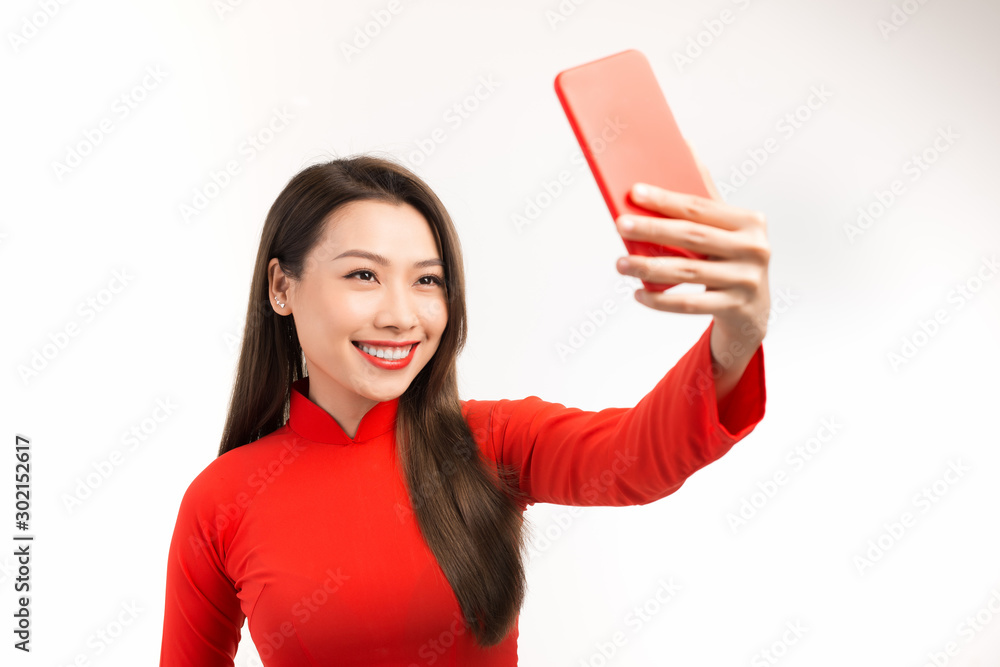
[[158, 321, 766, 666]]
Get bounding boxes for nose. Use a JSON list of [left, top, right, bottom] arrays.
[[373, 282, 420, 331]]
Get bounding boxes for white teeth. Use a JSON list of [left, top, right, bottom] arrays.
[[358, 343, 412, 360]]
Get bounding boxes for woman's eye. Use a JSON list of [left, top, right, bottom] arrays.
[[346, 269, 376, 282], [345, 270, 443, 287]]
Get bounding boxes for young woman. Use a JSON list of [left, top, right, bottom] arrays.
[[158, 153, 769, 666]]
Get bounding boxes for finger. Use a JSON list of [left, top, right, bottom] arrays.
[[684, 138, 724, 202], [616, 214, 743, 260], [618, 254, 754, 290], [633, 286, 735, 315], [629, 182, 764, 232]]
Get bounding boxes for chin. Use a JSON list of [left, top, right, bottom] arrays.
[[363, 383, 408, 403]]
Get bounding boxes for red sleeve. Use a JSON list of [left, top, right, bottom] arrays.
[[159, 460, 246, 666], [463, 320, 766, 507]]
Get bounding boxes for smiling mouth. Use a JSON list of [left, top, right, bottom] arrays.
[[352, 341, 418, 361]]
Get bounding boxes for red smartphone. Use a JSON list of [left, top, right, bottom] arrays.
[[554, 49, 711, 292]]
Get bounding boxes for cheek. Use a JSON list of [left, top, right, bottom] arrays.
[[297, 293, 360, 347], [421, 298, 449, 334]]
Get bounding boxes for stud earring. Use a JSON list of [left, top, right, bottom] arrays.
[[274, 295, 285, 308]]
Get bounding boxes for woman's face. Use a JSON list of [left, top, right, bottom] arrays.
[[276, 199, 449, 425]]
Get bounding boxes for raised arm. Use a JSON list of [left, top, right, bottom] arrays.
[[463, 319, 765, 507]]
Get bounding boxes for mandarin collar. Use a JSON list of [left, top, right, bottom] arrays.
[[288, 377, 398, 445]]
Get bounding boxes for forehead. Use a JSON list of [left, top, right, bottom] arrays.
[[315, 200, 441, 259]]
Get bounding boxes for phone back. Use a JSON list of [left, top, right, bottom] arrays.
[[555, 49, 710, 290]]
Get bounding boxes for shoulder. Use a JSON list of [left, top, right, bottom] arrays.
[[175, 426, 300, 523]]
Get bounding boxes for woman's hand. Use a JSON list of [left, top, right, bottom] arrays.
[[613, 144, 771, 398]]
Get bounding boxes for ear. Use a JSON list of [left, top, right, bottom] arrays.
[[684, 137, 724, 203], [267, 257, 291, 314]]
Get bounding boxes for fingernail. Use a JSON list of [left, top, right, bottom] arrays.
[[633, 183, 650, 200], [618, 216, 634, 230]]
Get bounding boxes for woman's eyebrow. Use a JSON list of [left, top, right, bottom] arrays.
[[332, 249, 443, 268]]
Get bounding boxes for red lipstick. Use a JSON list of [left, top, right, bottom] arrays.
[[352, 340, 418, 370]]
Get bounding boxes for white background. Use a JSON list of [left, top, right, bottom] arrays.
[[3, 0, 1000, 665]]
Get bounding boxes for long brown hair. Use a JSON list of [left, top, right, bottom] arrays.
[[217, 154, 529, 646]]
